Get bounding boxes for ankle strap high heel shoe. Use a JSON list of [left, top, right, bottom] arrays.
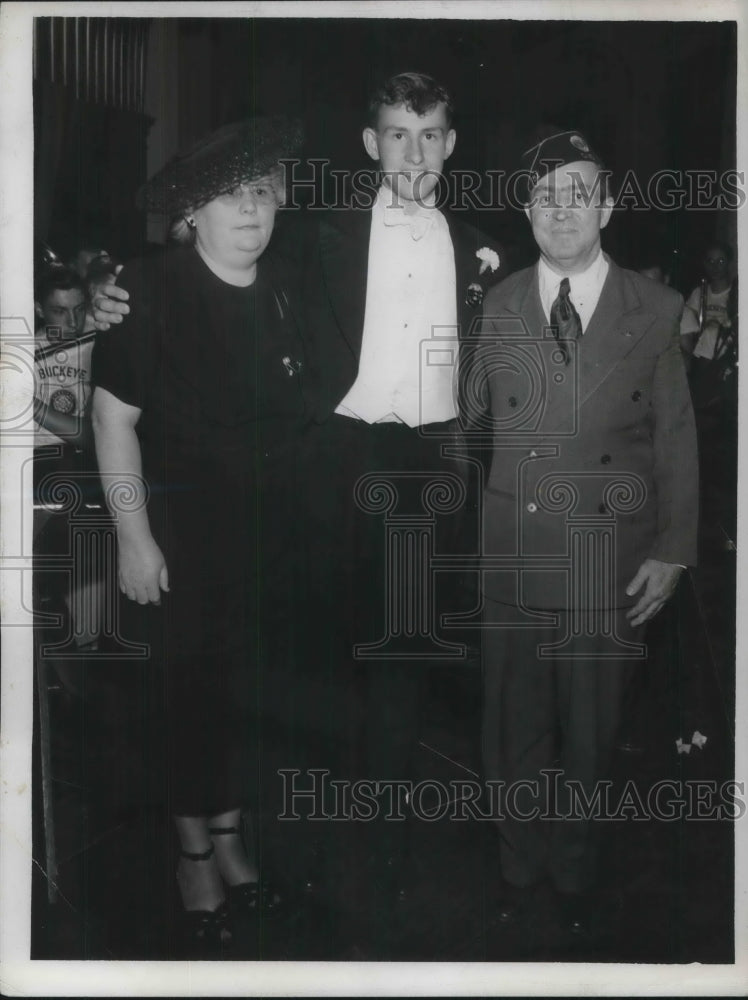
[[178, 844, 233, 952], [208, 826, 285, 916]]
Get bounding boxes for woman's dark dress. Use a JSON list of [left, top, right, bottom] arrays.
[[92, 245, 306, 816]]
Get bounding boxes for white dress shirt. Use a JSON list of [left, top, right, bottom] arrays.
[[537, 250, 609, 333], [335, 186, 458, 426]]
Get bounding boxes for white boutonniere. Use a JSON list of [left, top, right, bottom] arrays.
[[466, 247, 501, 307], [476, 247, 500, 275]]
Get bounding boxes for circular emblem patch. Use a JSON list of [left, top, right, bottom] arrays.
[[570, 134, 590, 153], [50, 388, 77, 415]]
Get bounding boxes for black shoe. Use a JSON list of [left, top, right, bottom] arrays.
[[209, 825, 285, 917], [227, 877, 285, 916], [180, 899, 233, 955], [556, 890, 594, 939], [380, 851, 410, 904], [360, 840, 409, 905], [495, 879, 533, 925], [361, 814, 411, 889]]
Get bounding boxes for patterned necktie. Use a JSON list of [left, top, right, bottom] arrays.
[[550, 277, 583, 365]]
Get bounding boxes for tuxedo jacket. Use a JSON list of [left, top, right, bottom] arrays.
[[474, 258, 699, 611], [284, 206, 504, 423]]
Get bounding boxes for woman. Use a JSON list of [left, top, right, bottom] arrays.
[[91, 117, 306, 951]]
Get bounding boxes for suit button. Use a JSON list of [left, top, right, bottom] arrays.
[[508, 396, 517, 407], [598, 503, 607, 514], [601, 454, 611, 464], [527, 502, 538, 513], [631, 390, 641, 401]]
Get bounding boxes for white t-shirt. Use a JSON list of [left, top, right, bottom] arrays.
[[686, 284, 733, 360], [34, 329, 96, 448], [679, 305, 701, 338]]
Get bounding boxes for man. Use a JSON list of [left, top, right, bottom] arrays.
[[473, 131, 698, 937], [296, 72, 502, 796]]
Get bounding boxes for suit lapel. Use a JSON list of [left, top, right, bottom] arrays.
[[445, 214, 474, 335], [318, 207, 372, 360], [504, 265, 548, 340], [497, 262, 656, 427], [445, 212, 492, 339], [575, 260, 655, 407]]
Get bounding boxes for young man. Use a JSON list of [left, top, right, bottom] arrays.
[[474, 131, 698, 938], [296, 72, 502, 793]]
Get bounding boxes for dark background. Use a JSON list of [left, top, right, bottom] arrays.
[[35, 16, 737, 292]]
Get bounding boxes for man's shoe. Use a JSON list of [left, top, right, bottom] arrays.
[[496, 899, 519, 924], [556, 890, 594, 938], [495, 880, 533, 925], [366, 851, 408, 904]]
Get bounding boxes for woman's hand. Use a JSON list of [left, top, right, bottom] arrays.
[[118, 533, 170, 605]]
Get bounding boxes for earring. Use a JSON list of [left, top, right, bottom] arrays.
[[186, 215, 196, 228]]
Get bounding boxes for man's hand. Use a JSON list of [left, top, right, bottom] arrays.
[[93, 265, 130, 330], [625, 559, 683, 627], [118, 534, 169, 605]]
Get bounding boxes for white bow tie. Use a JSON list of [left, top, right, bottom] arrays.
[[382, 202, 436, 241]]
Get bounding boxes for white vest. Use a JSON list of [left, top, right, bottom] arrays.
[[336, 188, 458, 426]]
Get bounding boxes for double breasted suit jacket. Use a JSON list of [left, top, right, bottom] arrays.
[[293, 205, 504, 422], [475, 259, 699, 612]]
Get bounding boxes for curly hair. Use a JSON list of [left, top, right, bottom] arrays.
[[367, 72, 454, 127]]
